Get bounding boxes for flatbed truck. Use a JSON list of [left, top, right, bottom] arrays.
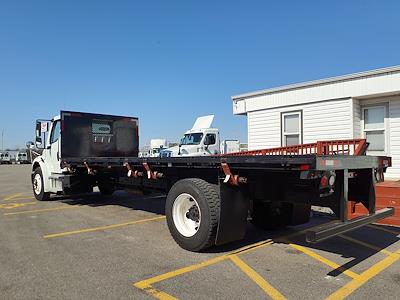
[[31, 111, 394, 251]]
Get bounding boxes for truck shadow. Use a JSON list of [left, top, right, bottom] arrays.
[[52, 190, 399, 278], [51, 190, 167, 215], [212, 217, 399, 278]]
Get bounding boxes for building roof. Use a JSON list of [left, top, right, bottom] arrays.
[[232, 65, 400, 100]]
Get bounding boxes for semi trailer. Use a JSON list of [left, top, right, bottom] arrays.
[[30, 111, 394, 251]]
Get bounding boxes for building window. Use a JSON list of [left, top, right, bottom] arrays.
[[281, 111, 302, 146], [362, 105, 386, 152]]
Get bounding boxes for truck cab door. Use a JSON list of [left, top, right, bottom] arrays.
[[46, 120, 62, 174], [204, 133, 220, 155]]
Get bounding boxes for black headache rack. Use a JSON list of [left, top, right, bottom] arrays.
[[60, 111, 139, 158], [62, 154, 395, 243]]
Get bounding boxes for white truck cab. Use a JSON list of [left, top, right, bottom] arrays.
[[31, 116, 63, 200], [148, 139, 168, 157], [160, 115, 221, 157], [30, 111, 140, 201]]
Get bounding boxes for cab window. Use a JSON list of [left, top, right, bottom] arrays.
[[205, 133, 216, 145], [50, 121, 61, 144]]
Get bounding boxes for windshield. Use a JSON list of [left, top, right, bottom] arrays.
[[180, 133, 203, 145], [152, 148, 161, 154]]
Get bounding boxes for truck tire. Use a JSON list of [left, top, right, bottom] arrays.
[[165, 178, 220, 252], [32, 167, 51, 201]]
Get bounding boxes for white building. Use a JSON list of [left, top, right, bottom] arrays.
[[232, 66, 400, 179]]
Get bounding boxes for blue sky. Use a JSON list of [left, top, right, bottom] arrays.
[[0, 1, 399, 149]]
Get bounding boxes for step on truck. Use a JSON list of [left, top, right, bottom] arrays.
[[30, 111, 395, 251]]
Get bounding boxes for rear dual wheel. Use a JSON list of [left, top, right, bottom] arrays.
[[166, 178, 220, 252]]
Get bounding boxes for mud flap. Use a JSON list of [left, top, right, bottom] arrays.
[[215, 180, 249, 246]]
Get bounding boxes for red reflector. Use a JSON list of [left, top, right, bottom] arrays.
[[320, 175, 328, 187], [300, 164, 310, 171], [387, 158, 392, 167]]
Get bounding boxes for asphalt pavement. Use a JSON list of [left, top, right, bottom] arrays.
[[0, 164, 399, 299]]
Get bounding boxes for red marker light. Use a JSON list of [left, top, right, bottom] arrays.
[[300, 164, 310, 171], [320, 175, 328, 187]]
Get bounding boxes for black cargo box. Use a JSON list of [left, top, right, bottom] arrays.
[[60, 111, 139, 158]]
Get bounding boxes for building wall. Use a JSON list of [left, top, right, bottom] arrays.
[[352, 98, 361, 139], [247, 98, 352, 150], [233, 68, 400, 115], [388, 97, 400, 179]]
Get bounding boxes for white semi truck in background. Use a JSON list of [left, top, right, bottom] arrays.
[[141, 139, 168, 157], [160, 115, 241, 157], [16, 152, 30, 164], [220, 140, 241, 155], [0, 152, 11, 164]]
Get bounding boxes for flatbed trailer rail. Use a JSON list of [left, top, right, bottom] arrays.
[[222, 138, 369, 156]]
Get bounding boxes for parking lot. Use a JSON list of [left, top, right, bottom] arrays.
[[0, 164, 399, 299]]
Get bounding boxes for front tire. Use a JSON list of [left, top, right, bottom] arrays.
[[32, 167, 50, 201], [166, 178, 220, 252]]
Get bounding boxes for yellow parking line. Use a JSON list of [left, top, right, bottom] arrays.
[[230, 255, 287, 300], [326, 249, 400, 300], [133, 223, 334, 299], [138, 286, 177, 300], [134, 255, 228, 289], [0, 202, 37, 209], [288, 243, 360, 279], [3, 193, 25, 201], [4, 206, 78, 216], [43, 215, 166, 239], [134, 240, 274, 299], [135, 221, 370, 299], [134, 240, 274, 289], [339, 235, 393, 256], [4, 196, 35, 201], [367, 224, 400, 236]]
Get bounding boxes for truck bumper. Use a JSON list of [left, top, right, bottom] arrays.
[[306, 207, 395, 243]]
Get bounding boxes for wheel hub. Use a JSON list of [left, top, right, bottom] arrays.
[[172, 193, 201, 237], [185, 205, 200, 222], [33, 173, 42, 195]]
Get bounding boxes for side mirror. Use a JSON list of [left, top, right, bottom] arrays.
[[26, 141, 34, 149]]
